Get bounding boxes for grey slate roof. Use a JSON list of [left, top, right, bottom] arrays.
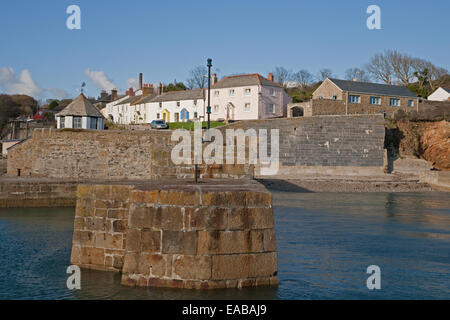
[[211, 74, 283, 89], [443, 88, 450, 93], [149, 89, 204, 102], [56, 94, 104, 118], [116, 95, 142, 105], [329, 78, 418, 98]]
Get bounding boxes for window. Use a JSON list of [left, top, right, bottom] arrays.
[[194, 112, 198, 118], [177, 101, 180, 107], [244, 103, 251, 112], [229, 89, 235, 97], [194, 100, 197, 106], [60, 116, 65, 129], [408, 100, 414, 107], [332, 95, 337, 100], [157, 113, 160, 119], [159, 102, 162, 108], [89, 117, 98, 129], [267, 104, 274, 113], [175, 113, 179, 122], [214, 91, 219, 97], [73, 116, 82, 129], [348, 95, 360, 104], [213, 105, 219, 114], [270, 89, 276, 96], [390, 98, 400, 107], [244, 88, 251, 96], [370, 97, 381, 105]]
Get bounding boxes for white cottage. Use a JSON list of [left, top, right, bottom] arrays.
[[56, 94, 105, 130]]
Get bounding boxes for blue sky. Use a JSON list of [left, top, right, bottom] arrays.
[[0, 0, 449, 100]]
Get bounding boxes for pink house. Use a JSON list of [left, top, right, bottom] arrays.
[[208, 73, 292, 121]]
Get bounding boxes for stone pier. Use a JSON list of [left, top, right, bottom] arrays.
[[70, 180, 278, 289]]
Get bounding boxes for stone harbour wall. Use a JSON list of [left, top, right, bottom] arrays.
[[70, 180, 278, 289], [0, 178, 77, 208]]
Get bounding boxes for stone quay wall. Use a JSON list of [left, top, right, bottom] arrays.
[[0, 178, 77, 208], [223, 114, 386, 176], [7, 129, 252, 180], [7, 115, 385, 180], [70, 181, 278, 289]]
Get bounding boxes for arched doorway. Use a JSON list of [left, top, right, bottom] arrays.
[[291, 106, 304, 117], [161, 109, 170, 122], [226, 103, 235, 120], [180, 108, 190, 122]]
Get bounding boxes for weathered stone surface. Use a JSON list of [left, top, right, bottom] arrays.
[[128, 206, 158, 229], [172, 255, 212, 280], [71, 182, 277, 290], [141, 229, 161, 252], [197, 230, 263, 254], [229, 207, 274, 230], [81, 247, 105, 266], [160, 189, 200, 206], [162, 231, 197, 254], [187, 207, 228, 231], [201, 191, 246, 207], [131, 190, 158, 204]]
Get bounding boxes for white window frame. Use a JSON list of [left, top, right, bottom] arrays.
[[390, 98, 400, 107], [73, 116, 82, 129], [60, 116, 65, 129], [229, 89, 235, 97], [348, 95, 361, 104], [267, 103, 274, 114], [244, 88, 251, 96], [370, 96, 381, 105], [408, 100, 414, 107], [270, 89, 276, 97], [244, 103, 251, 112]]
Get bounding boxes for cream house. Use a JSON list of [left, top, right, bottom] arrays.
[[208, 73, 291, 121]]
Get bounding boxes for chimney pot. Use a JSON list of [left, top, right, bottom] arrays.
[[212, 73, 218, 85]]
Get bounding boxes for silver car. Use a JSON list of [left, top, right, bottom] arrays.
[[150, 120, 168, 129]]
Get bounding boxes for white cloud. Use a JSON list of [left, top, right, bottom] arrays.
[[85, 68, 117, 92], [0, 67, 45, 97], [126, 77, 138, 90]]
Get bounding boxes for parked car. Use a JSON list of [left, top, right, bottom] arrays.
[[150, 120, 168, 129]]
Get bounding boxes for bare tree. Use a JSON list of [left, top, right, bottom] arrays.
[[387, 50, 416, 85], [272, 67, 293, 85], [344, 68, 371, 82], [293, 69, 313, 88], [366, 52, 394, 84], [185, 66, 208, 89], [317, 69, 334, 82]]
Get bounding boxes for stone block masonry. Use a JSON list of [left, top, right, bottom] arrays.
[[70, 180, 278, 289], [7, 115, 386, 180]]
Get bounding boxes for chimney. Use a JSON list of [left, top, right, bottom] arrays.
[[100, 90, 107, 99], [142, 84, 154, 96], [212, 73, 218, 85], [268, 73, 274, 82], [139, 73, 143, 90], [127, 87, 134, 96], [157, 83, 164, 96], [111, 89, 118, 101]]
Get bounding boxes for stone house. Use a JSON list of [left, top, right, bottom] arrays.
[[288, 78, 419, 117], [56, 94, 105, 130], [427, 87, 450, 101]]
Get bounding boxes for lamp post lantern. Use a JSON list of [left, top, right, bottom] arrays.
[[206, 58, 212, 130]]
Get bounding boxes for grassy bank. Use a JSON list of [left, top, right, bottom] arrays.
[[167, 121, 226, 130]]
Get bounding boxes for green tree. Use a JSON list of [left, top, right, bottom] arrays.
[[164, 81, 187, 92], [48, 100, 59, 110]]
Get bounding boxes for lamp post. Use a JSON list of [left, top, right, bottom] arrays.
[[206, 58, 212, 130]]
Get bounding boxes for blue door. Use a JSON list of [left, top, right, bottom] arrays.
[[180, 109, 189, 122]]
